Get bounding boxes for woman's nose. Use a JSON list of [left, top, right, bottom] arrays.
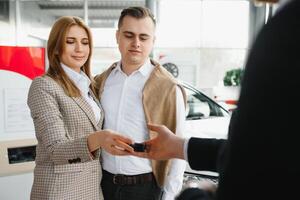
[[75, 42, 82, 51]]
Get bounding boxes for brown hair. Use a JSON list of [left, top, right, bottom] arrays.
[[118, 6, 156, 29], [46, 16, 95, 97]]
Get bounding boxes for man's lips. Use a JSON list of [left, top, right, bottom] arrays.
[[129, 50, 142, 54]]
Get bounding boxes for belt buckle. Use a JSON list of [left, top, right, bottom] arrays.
[[113, 174, 124, 185]]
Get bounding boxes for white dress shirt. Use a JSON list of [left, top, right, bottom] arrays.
[[101, 59, 186, 200], [61, 63, 101, 123]]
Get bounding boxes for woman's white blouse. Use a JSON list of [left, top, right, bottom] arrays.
[[61, 63, 101, 123]]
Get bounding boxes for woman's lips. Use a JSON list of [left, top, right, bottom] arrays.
[[72, 56, 85, 60]]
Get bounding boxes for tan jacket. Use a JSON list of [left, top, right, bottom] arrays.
[[28, 76, 104, 200], [95, 59, 186, 187]]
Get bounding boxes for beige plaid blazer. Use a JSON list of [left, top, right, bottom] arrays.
[[27, 76, 104, 200]]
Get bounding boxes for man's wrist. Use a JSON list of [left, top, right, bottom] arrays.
[[171, 136, 185, 160]]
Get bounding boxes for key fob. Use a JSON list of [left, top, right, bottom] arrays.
[[129, 143, 146, 152]]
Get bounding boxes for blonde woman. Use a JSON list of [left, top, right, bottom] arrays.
[[28, 16, 133, 200]]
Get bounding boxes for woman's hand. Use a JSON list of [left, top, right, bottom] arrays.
[[88, 130, 134, 156], [99, 130, 134, 155]]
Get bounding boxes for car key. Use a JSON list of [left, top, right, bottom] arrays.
[[129, 143, 147, 152]]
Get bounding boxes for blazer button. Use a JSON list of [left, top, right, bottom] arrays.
[[75, 157, 81, 163]]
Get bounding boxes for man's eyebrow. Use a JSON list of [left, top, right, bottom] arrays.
[[122, 31, 134, 35], [122, 31, 150, 37]]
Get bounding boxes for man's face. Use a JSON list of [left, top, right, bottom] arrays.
[[116, 16, 155, 67]]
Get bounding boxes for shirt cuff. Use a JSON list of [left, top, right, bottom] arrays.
[[183, 137, 190, 162], [162, 190, 176, 200]]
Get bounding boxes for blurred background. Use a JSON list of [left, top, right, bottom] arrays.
[[1, 0, 284, 88]]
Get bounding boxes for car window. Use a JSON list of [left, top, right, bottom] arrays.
[[183, 85, 228, 120], [186, 91, 210, 119]]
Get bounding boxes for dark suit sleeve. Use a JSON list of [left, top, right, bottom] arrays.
[[187, 137, 226, 171]]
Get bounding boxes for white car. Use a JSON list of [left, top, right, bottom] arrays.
[[181, 82, 231, 190]]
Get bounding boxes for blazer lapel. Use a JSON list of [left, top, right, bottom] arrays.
[[72, 96, 98, 130]]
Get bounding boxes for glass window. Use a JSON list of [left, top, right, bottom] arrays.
[[157, 0, 202, 47], [0, 1, 16, 46], [202, 0, 249, 48], [18, 0, 84, 46], [0, 0, 9, 22], [156, 0, 249, 92], [157, 0, 249, 48]]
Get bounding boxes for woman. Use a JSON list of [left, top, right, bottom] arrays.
[[28, 16, 133, 200]]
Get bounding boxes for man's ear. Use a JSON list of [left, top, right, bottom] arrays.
[[115, 30, 119, 44]]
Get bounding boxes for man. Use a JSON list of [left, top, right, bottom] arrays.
[[132, 0, 300, 199], [95, 6, 187, 200]]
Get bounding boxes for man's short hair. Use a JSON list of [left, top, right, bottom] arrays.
[[118, 6, 156, 29]]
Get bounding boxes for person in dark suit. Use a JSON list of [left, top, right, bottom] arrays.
[[132, 0, 300, 199]]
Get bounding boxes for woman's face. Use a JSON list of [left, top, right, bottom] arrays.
[[60, 25, 90, 72]]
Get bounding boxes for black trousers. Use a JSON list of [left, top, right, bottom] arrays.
[[101, 170, 163, 200]]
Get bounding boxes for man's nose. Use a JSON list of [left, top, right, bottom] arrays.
[[132, 37, 141, 48]]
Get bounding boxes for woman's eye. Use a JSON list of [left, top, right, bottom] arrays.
[[82, 40, 89, 45], [66, 40, 74, 44]]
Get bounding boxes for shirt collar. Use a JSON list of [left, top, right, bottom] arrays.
[[61, 63, 91, 96], [113, 58, 153, 77], [138, 58, 153, 77]]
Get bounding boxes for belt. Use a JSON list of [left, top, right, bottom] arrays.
[[102, 170, 154, 185]]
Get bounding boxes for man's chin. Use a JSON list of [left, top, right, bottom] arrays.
[[128, 57, 144, 66]]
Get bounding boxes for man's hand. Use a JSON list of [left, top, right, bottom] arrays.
[[131, 124, 186, 160]]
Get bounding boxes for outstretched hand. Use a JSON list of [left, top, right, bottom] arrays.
[[131, 124, 185, 160]]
